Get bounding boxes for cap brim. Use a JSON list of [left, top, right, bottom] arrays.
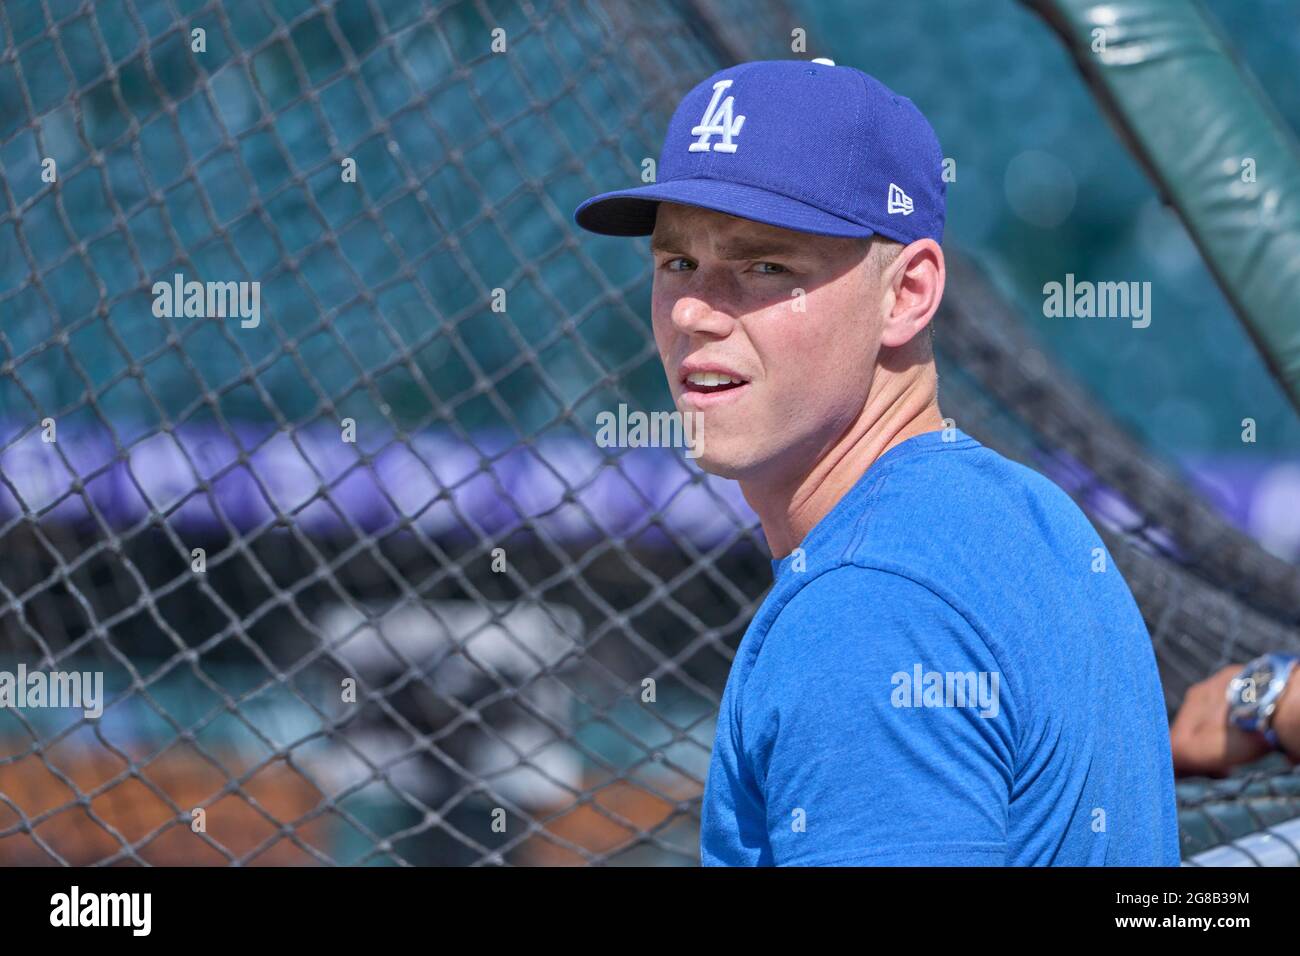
[[573, 177, 877, 239]]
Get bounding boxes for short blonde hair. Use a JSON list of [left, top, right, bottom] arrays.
[[867, 236, 905, 275]]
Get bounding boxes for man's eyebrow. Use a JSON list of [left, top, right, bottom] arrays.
[[649, 229, 687, 253], [650, 229, 812, 260]]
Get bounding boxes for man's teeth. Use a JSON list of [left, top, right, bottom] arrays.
[[687, 372, 743, 387]]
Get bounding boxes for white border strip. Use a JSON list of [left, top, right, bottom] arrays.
[[1185, 815, 1300, 866]]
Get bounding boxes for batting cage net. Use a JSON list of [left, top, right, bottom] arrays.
[[0, 0, 1297, 866]]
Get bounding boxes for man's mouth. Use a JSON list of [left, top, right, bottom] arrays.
[[678, 368, 751, 409], [683, 371, 748, 395]]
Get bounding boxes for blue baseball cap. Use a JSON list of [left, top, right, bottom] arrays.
[[574, 59, 945, 244]]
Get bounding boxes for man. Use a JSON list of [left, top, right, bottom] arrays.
[[574, 59, 1180, 865]]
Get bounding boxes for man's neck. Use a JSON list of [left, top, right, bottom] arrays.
[[740, 375, 944, 559]]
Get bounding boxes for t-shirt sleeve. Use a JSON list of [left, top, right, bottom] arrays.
[[741, 564, 1018, 866]]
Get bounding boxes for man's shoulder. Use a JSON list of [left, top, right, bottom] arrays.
[[747, 436, 1114, 682], [832, 436, 1103, 576], [866, 434, 1086, 524]]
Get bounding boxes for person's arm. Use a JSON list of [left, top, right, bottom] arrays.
[[742, 565, 1017, 865], [1170, 662, 1300, 778]]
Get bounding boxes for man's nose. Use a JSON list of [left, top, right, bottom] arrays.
[[669, 275, 740, 337], [671, 298, 735, 338]]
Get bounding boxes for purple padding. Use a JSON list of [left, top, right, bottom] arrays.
[[1182, 456, 1300, 562], [0, 423, 757, 547], [0, 422, 1290, 559]]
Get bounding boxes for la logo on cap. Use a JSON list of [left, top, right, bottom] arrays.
[[690, 80, 746, 154]]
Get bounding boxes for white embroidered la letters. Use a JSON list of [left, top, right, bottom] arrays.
[[690, 80, 746, 153]]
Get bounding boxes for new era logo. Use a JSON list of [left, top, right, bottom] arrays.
[[887, 183, 913, 216]]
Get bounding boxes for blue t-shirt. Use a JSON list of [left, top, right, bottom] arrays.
[[700, 429, 1181, 866]]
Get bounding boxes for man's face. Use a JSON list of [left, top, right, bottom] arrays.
[[650, 202, 886, 484]]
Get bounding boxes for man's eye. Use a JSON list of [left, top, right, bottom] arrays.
[[752, 262, 788, 275], [661, 257, 694, 271]]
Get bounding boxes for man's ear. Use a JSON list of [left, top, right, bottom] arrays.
[[880, 239, 944, 349]]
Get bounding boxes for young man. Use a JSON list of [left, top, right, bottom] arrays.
[[574, 59, 1180, 865]]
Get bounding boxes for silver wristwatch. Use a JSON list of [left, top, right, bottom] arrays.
[[1226, 653, 1299, 749]]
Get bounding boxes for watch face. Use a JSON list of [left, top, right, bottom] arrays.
[[1231, 662, 1274, 708], [1227, 656, 1298, 734], [1228, 660, 1276, 730], [1228, 655, 1298, 738]]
